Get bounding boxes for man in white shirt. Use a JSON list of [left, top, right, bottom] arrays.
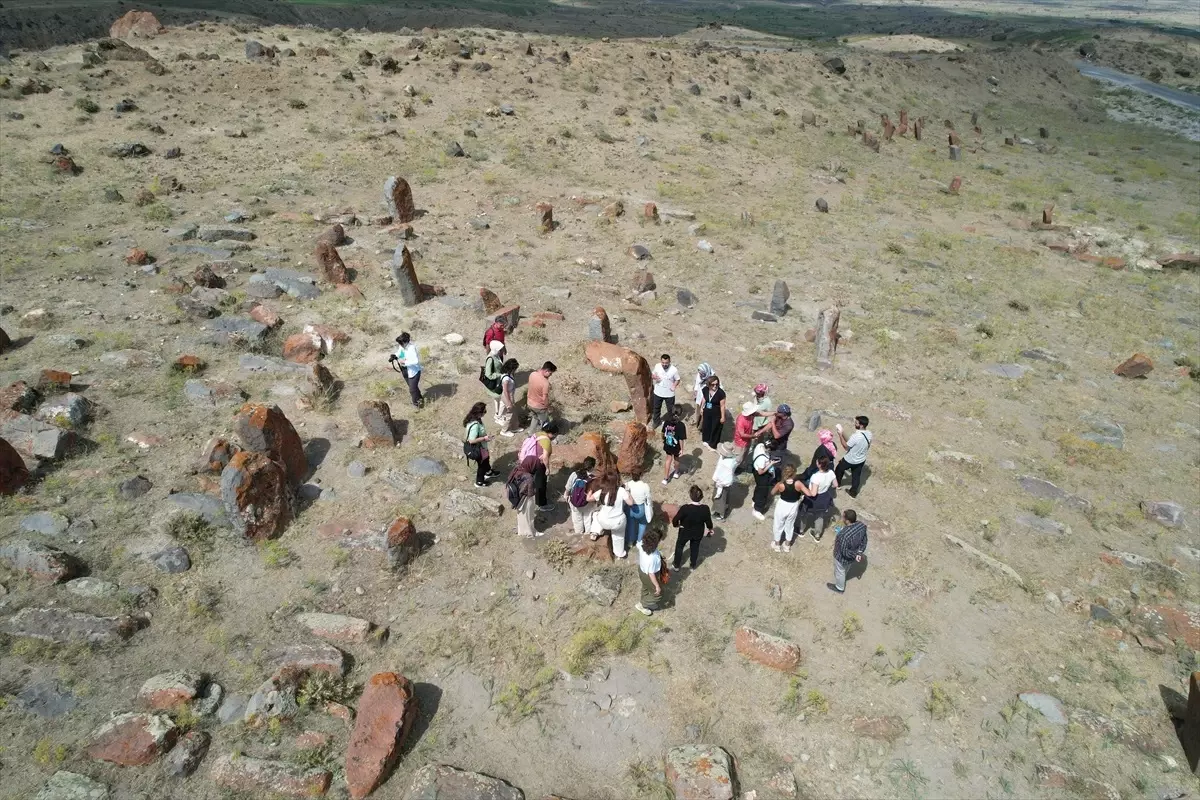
[[650, 353, 681, 429], [389, 332, 424, 408], [835, 415, 873, 498]]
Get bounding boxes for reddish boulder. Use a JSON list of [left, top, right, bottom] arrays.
[[295, 613, 380, 644], [53, 156, 80, 175], [303, 324, 350, 353], [480, 288, 503, 314], [110, 10, 164, 38], [86, 712, 177, 766], [138, 672, 202, 710], [234, 403, 306, 485], [126, 248, 151, 266], [220, 451, 293, 541], [644, 202, 659, 222], [37, 369, 72, 392], [212, 754, 331, 798], [537, 202, 554, 233], [616, 422, 647, 474], [283, 332, 322, 364], [1131, 605, 1200, 649], [584, 341, 652, 423], [358, 400, 398, 448], [1114, 353, 1153, 378], [665, 745, 735, 800], [494, 304, 521, 333], [318, 518, 414, 569], [632, 270, 656, 293], [269, 642, 348, 684], [0, 539, 80, 581], [0, 437, 30, 494], [0, 381, 39, 412], [248, 303, 282, 328], [315, 241, 350, 285], [384, 517, 419, 568], [1159, 252, 1199, 270], [315, 223, 346, 248], [172, 354, 206, 373], [735, 626, 803, 672], [345, 672, 419, 799]]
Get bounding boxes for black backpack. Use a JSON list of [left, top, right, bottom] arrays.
[[479, 356, 502, 394]]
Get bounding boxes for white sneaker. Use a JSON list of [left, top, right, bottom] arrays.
[[782, 543, 792, 553], [500, 430, 514, 438], [662, 479, 669, 486], [771, 542, 782, 552], [635, 603, 653, 616], [753, 511, 766, 521]]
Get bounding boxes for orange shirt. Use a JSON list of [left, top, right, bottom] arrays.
[[528, 371, 550, 410]]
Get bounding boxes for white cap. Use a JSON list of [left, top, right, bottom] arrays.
[[741, 401, 758, 416]]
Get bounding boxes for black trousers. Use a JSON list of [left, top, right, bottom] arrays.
[[402, 370, 423, 407], [651, 395, 675, 425], [673, 531, 702, 568], [473, 455, 491, 484], [835, 459, 864, 495], [533, 462, 548, 506], [752, 482, 773, 513]]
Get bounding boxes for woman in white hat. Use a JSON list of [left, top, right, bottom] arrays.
[[481, 340, 506, 422]]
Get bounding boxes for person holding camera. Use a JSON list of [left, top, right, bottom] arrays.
[[388, 332, 424, 408]]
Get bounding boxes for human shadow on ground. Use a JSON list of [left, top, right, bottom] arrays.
[[423, 382, 457, 403]]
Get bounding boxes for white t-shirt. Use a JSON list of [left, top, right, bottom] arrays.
[[593, 486, 630, 527], [625, 480, 653, 522], [638, 546, 662, 575], [713, 455, 737, 487], [501, 374, 516, 405], [651, 364, 681, 399], [845, 430, 873, 464], [809, 469, 837, 494], [394, 344, 421, 378]]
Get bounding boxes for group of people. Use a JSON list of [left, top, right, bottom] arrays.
[[419, 322, 876, 616]]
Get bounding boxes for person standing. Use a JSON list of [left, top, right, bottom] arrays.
[[564, 457, 596, 535], [810, 429, 839, 470], [482, 317, 506, 353], [733, 401, 758, 473], [650, 354, 680, 429], [589, 474, 631, 558], [757, 403, 794, 455], [526, 361, 557, 433], [751, 383, 774, 436], [497, 358, 520, 437], [518, 421, 557, 510], [750, 442, 779, 521], [692, 363, 713, 425], [389, 333, 423, 408], [623, 468, 653, 550], [635, 527, 665, 616], [711, 443, 738, 521], [671, 485, 714, 570], [828, 509, 868, 594], [799, 456, 838, 541], [462, 402, 497, 487], [481, 341, 506, 421], [507, 455, 541, 538], [700, 375, 727, 450], [769, 465, 804, 552], [661, 408, 686, 485], [835, 416, 873, 498]]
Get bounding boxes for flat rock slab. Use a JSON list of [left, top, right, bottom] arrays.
[[983, 363, 1031, 379], [1012, 513, 1070, 536], [734, 626, 803, 672], [86, 712, 177, 765], [1019, 692, 1067, 725], [239, 354, 310, 374], [200, 317, 269, 346], [406, 457, 447, 477], [65, 577, 119, 598], [0, 539, 81, 582], [1017, 475, 1091, 512], [259, 268, 320, 300], [17, 680, 79, 718], [99, 349, 159, 368], [1, 607, 141, 644], [402, 765, 524, 800], [665, 744, 736, 800], [166, 244, 235, 260], [345, 672, 418, 799], [19, 511, 70, 535], [578, 571, 623, 606], [165, 492, 229, 527], [34, 771, 110, 800], [197, 225, 255, 242], [295, 612, 379, 644], [943, 534, 1024, 586], [212, 754, 332, 798]]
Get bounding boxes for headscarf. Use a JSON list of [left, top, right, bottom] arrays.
[[488, 339, 505, 355], [697, 362, 713, 380], [818, 429, 837, 459], [753, 383, 769, 397]]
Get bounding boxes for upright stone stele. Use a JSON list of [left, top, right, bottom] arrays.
[[391, 245, 424, 307], [384, 176, 416, 224], [815, 306, 840, 371]]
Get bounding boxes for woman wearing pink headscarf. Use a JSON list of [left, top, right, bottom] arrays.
[[809, 429, 839, 470]]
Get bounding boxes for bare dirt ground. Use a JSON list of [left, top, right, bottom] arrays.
[[1, 11, 1199, 800], [849, 35, 963, 53]]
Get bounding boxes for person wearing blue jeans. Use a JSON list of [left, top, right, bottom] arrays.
[[624, 469, 652, 550]]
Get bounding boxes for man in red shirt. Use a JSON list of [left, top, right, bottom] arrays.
[[482, 318, 506, 353], [732, 401, 757, 474]]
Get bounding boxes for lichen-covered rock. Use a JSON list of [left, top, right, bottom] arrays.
[[402, 765, 524, 800], [664, 745, 736, 800], [346, 672, 419, 799], [220, 451, 293, 541], [212, 754, 331, 797], [86, 712, 177, 766], [233, 403, 306, 486]]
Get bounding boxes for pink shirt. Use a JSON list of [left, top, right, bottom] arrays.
[[733, 415, 754, 447]]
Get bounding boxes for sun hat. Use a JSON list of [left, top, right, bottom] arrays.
[[488, 339, 505, 354], [753, 383, 769, 395], [777, 404, 791, 415], [717, 443, 735, 458], [741, 401, 758, 416]]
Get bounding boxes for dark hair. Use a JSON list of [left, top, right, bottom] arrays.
[[596, 472, 619, 506], [688, 485, 703, 502], [843, 509, 857, 523], [629, 467, 644, 481], [856, 415, 869, 428], [540, 420, 559, 436], [541, 361, 557, 373], [664, 406, 679, 423], [582, 457, 596, 471], [463, 402, 487, 427], [707, 374, 720, 386], [642, 527, 662, 553], [395, 332, 411, 346], [493, 316, 506, 325], [502, 358, 519, 375], [660, 353, 671, 360], [816, 456, 830, 470]]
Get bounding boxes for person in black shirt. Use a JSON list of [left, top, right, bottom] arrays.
[[671, 485, 714, 570], [661, 409, 686, 485], [700, 375, 726, 449]]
